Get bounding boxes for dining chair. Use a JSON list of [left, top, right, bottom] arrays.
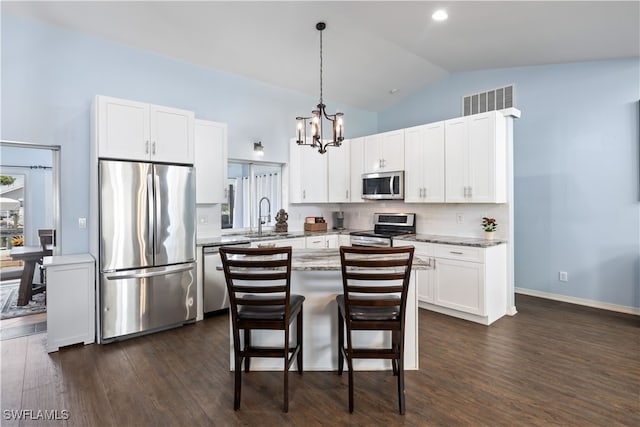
[[336, 245, 415, 414], [219, 246, 304, 412], [35, 229, 55, 289]]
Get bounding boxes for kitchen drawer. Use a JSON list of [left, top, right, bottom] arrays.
[[434, 244, 483, 263], [394, 240, 433, 256]]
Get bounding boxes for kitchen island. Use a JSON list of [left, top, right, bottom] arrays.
[[227, 248, 430, 372]]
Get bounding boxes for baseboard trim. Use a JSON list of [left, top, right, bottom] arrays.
[[515, 287, 640, 316]]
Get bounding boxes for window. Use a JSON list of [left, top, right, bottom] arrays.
[[222, 161, 283, 231]]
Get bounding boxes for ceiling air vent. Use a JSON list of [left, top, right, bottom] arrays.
[[463, 85, 514, 116]]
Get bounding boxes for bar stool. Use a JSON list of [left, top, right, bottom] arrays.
[[219, 246, 304, 412], [336, 245, 415, 414]]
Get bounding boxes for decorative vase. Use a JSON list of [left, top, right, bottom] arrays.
[[484, 231, 495, 241]]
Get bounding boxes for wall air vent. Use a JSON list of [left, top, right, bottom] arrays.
[[463, 85, 514, 116]]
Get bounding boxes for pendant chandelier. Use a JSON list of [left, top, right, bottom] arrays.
[[296, 22, 344, 154]]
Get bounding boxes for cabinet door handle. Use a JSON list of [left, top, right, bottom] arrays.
[[303, 190, 306, 199], [468, 186, 472, 198], [450, 251, 464, 255], [145, 141, 150, 154], [432, 257, 436, 268], [152, 141, 156, 155], [346, 189, 349, 199]]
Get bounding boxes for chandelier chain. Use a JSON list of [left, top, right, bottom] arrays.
[[319, 28, 323, 105]]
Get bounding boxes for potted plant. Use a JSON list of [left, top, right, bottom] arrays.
[[482, 217, 497, 240]]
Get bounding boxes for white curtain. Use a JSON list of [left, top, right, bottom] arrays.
[[241, 176, 250, 228], [255, 172, 281, 226]]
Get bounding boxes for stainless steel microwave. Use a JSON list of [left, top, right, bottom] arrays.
[[361, 171, 404, 200]]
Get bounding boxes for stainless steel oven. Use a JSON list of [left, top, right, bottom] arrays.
[[349, 213, 416, 247]]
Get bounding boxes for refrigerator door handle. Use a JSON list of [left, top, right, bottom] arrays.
[[154, 172, 161, 258], [105, 263, 194, 280], [146, 172, 155, 261]]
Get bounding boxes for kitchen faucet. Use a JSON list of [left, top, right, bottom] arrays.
[[258, 196, 271, 236]]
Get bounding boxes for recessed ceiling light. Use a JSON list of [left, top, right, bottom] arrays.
[[432, 10, 448, 21], [389, 88, 399, 94]]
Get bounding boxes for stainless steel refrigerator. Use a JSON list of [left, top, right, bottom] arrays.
[[99, 160, 196, 341]]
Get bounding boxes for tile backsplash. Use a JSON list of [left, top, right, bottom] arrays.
[[199, 201, 509, 240]]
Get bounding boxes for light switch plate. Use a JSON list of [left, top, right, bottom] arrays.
[[78, 217, 87, 229]]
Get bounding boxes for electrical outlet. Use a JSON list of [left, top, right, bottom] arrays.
[[78, 217, 87, 229], [198, 215, 208, 225], [559, 271, 568, 282], [456, 213, 464, 224]]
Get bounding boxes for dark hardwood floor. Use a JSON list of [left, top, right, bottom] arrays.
[[1, 294, 638, 426]]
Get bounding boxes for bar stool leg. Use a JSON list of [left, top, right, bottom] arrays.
[[337, 310, 344, 375], [297, 307, 303, 374], [244, 329, 251, 372]]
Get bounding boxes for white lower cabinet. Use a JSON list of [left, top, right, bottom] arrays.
[[338, 234, 350, 247], [325, 234, 340, 248], [304, 234, 341, 248], [305, 236, 326, 248], [394, 240, 434, 303], [394, 240, 507, 325], [251, 237, 306, 249], [432, 257, 484, 315], [43, 254, 96, 353]]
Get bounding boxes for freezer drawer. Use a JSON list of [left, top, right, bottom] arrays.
[[101, 263, 196, 341]]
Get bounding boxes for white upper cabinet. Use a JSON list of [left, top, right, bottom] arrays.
[[327, 141, 350, 203], [363, 129, 405, 173], [289, 138, 328, 203], [445, 111, 506, 203], [349, 137, 365, 203], [96, 95, 194, 164], [404, 121, 445, 203], [194, 119, 227, 204]]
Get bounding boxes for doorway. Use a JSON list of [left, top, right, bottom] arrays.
[[0, 141, 60, 340]]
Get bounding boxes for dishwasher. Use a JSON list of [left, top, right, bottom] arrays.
[[203, 242, 250, 314]]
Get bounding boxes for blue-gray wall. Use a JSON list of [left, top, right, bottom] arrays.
[[1, 14, 377, 254], [378, 59, 640, 309]]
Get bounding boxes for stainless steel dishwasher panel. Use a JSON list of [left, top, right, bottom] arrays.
[[203, 243, 250, 313]]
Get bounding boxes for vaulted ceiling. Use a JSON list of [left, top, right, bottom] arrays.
[[4, 1, 639, 111]]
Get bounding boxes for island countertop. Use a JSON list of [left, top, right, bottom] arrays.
[[221, 248, 431, 271]]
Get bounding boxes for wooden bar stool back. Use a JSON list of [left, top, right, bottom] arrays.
[[219, 246, 304, 412], [336, 245, 415, 414]]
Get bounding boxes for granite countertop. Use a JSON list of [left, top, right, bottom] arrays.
[[220, 248, 431, 271], [292, 249, 430, 271], [198, 230, 506, 249], [395, 234, 506, 248], [197, 229, 354, 247]]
